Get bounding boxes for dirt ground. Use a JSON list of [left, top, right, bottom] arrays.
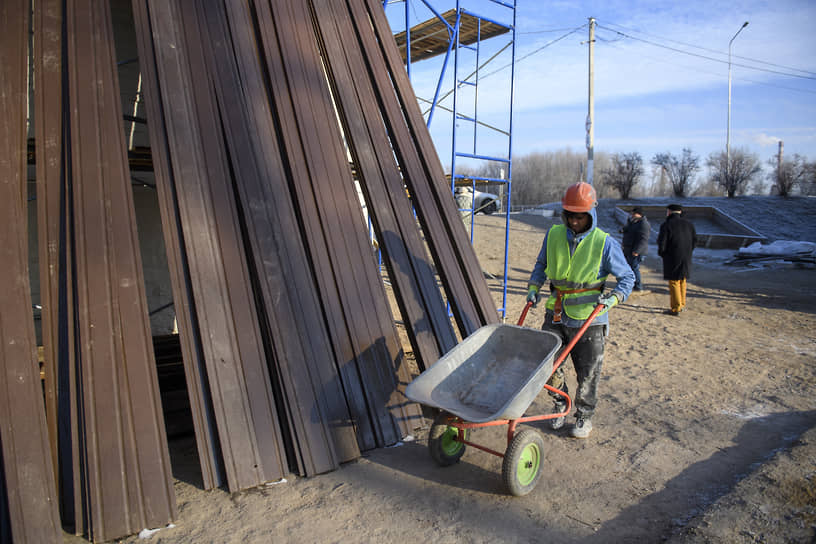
[[76, 202, 815, 544]]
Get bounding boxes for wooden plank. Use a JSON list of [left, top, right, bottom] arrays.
[[63, 0, 176, 539], [393, 9, 510, 63], [0, 1, 62, 541], [312, 0, 458, 372], [201, 0, 359, 469]]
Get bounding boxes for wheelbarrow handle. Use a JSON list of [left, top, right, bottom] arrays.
[[517, 301, 534, 326]]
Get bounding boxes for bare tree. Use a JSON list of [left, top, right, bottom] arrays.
[[691, 176, 722, 197], [769, 153, 809, 196], [706, 148, 761, 197], [600, 152, 643, 199], [650, 148, 700, 197], [511, 150, 587, 206]]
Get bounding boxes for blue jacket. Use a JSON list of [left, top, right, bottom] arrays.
[[528, 207, 635, 328]]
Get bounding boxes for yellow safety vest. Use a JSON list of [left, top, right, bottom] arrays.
[[544, 224, 609, 320]]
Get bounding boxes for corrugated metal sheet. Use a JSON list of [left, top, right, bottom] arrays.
[[201, 0, 361, 468], [255, 0, 420, 450], [352, 0, 501, 335], [131, 0, 291, 492], [63, 0, 177, 540], [3, 0, 501, 538], [0, 0, 62, 541], [33, 0, 63, 491], [130, 0, 224, 491], [311, 0, 458, 373], [23, 0, 180, 540]]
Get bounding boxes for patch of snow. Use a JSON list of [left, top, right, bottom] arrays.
[[721, 408, 769, 420], [139, 524, 175, 539], [738, 240, 816, 256]]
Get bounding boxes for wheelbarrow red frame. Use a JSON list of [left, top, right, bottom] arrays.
[[428, 302, 607, 495]]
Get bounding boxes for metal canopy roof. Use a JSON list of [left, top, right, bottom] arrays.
[[393, 9, 510, 63]]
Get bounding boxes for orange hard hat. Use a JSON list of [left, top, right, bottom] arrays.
[[561, 182, 597, 212]]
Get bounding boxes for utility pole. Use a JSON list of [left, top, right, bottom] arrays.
[[727, 21, 749, 175], [586, 17, 596, 185]]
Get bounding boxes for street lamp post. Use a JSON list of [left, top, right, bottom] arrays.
[[727, 21, 749, 172]]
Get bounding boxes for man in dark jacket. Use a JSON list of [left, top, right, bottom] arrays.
[[657, 204, 698, 315], [620, 207, 650, 291]]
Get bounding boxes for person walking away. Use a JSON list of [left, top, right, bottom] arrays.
[[657, 204, 698, 315], [620, 207, 650, 292], [525, 182, 634, 438]]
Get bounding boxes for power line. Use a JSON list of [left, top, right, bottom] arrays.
[[600, 20, 816, 77], [603, 38, 816, 96], [519, 27, 585, 34], [481, 24, 587, 80], [596, 23, 816, 81], [416, 24, 586, 115]]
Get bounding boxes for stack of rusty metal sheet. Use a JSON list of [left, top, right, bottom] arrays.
[[1, 0, 178, 542], [0, 2, 62, 542], [1, 0, 498, 541], [32, 0, 178, 541]]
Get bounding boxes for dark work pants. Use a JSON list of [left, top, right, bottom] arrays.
[[626, 253, 643, 290], [542, 322, 606, 420]]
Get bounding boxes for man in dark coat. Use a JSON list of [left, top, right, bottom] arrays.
[[620, 207, 650, 291], [657, 204, 698, 315]]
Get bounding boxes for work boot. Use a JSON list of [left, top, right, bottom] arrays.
[[571, 417, 592, 438], [550, 402, 567, 430]]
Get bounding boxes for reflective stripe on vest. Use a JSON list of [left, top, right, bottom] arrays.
[[544, 224, 609, 320]]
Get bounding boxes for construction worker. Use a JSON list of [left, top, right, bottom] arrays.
[[526, 182, 634, 438]]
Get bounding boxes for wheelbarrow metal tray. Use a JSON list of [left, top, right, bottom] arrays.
[[405, 324, 562, 423]]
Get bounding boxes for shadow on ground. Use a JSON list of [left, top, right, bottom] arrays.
[[583, 410, 816, 542]]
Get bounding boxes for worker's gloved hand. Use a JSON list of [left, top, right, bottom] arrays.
[[597, 291, 620, 308], [526, 285, 540, 307]]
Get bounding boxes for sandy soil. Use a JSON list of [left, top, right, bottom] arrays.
[[70, 199, 816, 544]]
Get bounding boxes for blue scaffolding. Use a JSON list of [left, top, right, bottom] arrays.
[[385, 0, 517, 320]]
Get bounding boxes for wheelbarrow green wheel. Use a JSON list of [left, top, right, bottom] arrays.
[[502, 429, 545, 496], [428, 413, 467, 466]]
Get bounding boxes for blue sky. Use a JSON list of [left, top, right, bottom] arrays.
[[384, 1, 816, 173]]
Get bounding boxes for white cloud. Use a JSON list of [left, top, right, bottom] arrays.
[[390, 1, 816, 162]]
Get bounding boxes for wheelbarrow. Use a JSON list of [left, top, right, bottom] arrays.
[[404, 302, 607, 496]]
